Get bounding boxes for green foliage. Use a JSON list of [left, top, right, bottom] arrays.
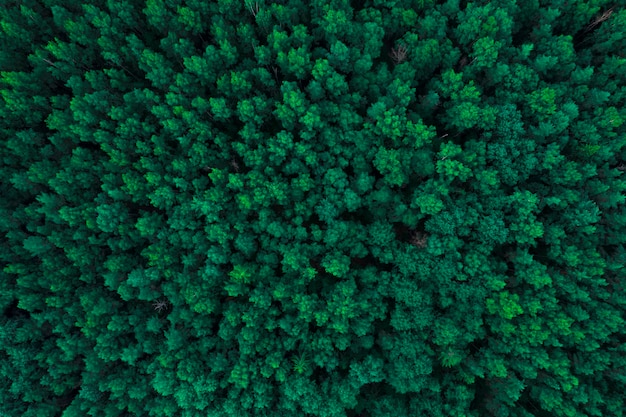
[[486, 291, 524, 320], [1, 1, 626, 416], [229, 264, 252, 284], [291, 350, 311, 375]]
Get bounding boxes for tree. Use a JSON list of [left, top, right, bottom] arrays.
[[3, 1, 626, 416]]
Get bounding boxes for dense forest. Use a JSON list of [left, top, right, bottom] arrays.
[[1, 0, 625, 416]]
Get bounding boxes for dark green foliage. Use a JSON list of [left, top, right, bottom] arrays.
[[2, 1, 626, 416]]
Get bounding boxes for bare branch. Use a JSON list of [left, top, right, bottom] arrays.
[[389, 44, 408, 64], [247, 1, 259, 17], [41, 58, 58, 68], [410, 231, 429, 248], [152, 299, 170, 312], [585, 7, 614, 33]]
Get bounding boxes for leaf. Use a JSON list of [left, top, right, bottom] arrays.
[[291, 351, 310, 374]]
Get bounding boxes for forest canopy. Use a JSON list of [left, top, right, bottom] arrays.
[[1, 0, 626, 416]]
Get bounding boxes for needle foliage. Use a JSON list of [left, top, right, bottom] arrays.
[[1, 1, 626, 416]]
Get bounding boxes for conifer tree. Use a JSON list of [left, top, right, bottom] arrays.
[[2, 1, 626, 416]]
